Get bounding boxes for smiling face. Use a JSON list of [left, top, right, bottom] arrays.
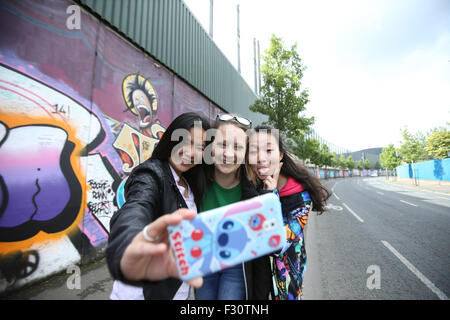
[[169, 126, 206, 175], [248, 131, 284, 180], [212, 123, 247, 175]]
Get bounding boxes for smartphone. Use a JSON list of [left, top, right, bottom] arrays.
[[167, 192, 286, 281]]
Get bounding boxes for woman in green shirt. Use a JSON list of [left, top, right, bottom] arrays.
[[194, 114, 271, 300]]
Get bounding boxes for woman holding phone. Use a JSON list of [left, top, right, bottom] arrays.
[[107, 112, 210, 300]]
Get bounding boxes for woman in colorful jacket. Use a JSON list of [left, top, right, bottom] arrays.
[[247, 125, 331, 300]]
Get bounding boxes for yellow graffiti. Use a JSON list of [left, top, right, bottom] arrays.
[[113, 123, 160, 173]]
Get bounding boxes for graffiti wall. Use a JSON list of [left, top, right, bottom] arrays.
[[0, 0, 222, 292]]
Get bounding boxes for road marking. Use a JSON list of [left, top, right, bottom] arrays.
[[377, 191, 384, 195], [325, 204, 343, 211], [400, 200, 418, 207], [381, 241, 448, 300], [334, 193, 341, 200], [342, 203, 364, 223]]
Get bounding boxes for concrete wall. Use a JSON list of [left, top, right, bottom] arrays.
[[0, 0, 223, 292], [396, 158, 450, 185]]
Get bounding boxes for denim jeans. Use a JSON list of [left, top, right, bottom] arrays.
[[194, 264, 246, 300]]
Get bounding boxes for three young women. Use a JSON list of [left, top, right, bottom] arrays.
[[107, 112, 330, 301]]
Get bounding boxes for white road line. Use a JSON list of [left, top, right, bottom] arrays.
[[342, 203, 364, 223], [334, 193, 341, 200], [381, 241, 448, 300], [400, 200, 418, 207], [377, 191, 384, 195]]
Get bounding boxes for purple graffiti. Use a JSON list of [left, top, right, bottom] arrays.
[[0, 124, 81, 241]]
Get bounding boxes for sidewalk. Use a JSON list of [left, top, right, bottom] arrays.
[[382, 177, 450, 195], [2, 257, 196, 300], [2, 258, 113, 300]]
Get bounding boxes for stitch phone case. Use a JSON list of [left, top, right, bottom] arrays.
[[167, 193, 286, 281]]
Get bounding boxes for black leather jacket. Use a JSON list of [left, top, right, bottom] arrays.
[[106, 159, 271, 300]]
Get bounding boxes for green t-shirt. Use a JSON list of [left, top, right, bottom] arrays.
[[200, 181, 242, 212]]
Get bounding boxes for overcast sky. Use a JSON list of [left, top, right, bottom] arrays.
[[183, 0, 450, 152]]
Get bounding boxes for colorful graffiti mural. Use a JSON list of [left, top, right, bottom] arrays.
[[0, 0, 221, 292]]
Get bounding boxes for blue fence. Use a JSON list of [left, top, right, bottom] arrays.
[[396, 158, 450, 182]]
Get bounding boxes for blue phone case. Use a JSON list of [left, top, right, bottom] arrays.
[[167, 192, 286, 281]]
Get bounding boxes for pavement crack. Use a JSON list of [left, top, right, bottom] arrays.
[[76, 278, 111, 300]]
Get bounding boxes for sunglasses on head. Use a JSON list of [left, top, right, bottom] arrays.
[[216, 114, 252, 128]]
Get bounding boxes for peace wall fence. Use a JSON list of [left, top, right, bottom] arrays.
[[0, 0, 253, 293]]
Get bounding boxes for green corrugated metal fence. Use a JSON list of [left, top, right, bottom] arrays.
[[77, 0, 264, 123]]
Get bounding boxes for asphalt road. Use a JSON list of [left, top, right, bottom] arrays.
[[302, 177, 450, 300]]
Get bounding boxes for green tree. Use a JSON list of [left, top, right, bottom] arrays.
[[364, 159, 371, 170], [357, 160, 364, 170], [339, 154, 348, 170], [397, 128, 429, 164], [320, 144, 333, 168], [311, 143, 332, 168], [425, 130, 450, 159], [307, 138, 322, 167], [347, 155, 355, 171], [250, 34, 313, 140], [290, 134, 318, 162], [380, 144, 401, 170], [330, 152, 339, 168]]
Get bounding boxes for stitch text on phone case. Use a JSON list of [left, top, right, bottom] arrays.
[[171, 231, 190, 276]]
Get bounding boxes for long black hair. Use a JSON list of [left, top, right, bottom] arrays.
[[249, 125, 331, 213], [151, 112, 211, 209]]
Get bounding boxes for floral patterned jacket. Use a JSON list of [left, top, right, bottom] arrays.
[[271, 189, 312, 300]]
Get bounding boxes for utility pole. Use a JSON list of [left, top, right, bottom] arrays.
[[209, 0, 213, 38], [237, 4, 241, 73], [253, 38, 257, 92], [411, 160, 417, 186], [257, 39, 261, 95]]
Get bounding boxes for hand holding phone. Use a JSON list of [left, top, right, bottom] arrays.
[[167, 193, 286, 281]]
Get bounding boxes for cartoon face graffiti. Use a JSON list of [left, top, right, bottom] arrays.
[[122, 73, 162, 139], [131, 88, 155, 129]]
